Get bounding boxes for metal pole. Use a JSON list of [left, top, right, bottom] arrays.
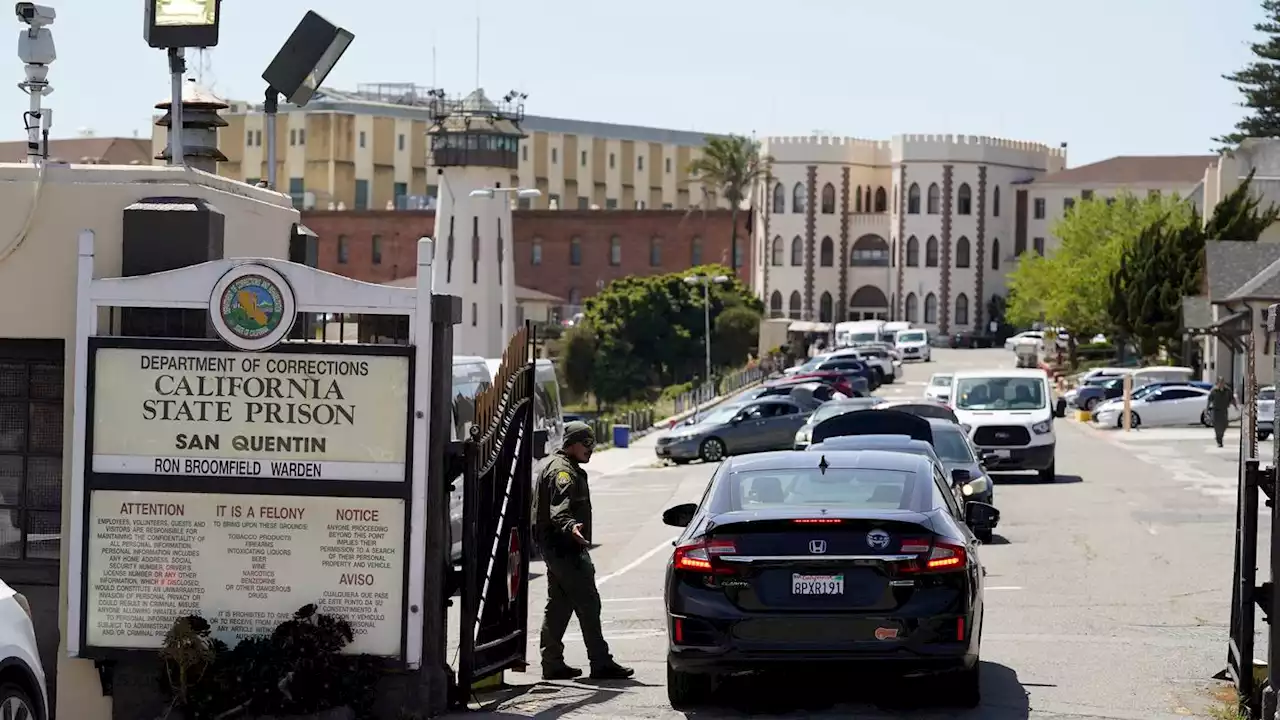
[[167, 48, 186, 166], [704, 280, 712, 390], [264, 88, 279, 190], [1122, 373, 1132, 432]]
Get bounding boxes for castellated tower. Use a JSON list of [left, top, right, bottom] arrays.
[[427, 89, 525, 357]]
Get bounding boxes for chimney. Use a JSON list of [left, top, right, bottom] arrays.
[[154, 78, 229, 173]]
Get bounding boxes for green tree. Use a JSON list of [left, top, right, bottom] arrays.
[[712, 304, 763, 370], [1113, 215, 1205, 359], [560, 324, 597, 399], [1204, 168, 1280, 241], [1218, 0, 1280, 147], [686, 135, 771, 273]]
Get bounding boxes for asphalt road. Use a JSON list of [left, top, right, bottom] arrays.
[[454, 349, 1243, 719]]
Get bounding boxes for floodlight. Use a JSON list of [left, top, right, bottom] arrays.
[[262, 10, 354, 107], [145, 0, 220, 49], [516, 188, 541, 199]]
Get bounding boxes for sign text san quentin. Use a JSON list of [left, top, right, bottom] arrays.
[[142, 374, 356, 426]]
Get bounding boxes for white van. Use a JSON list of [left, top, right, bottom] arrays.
[[485, 357, 565, 458], [881, 321, 911, 344], [949, 368, 1064, 482], [895, 328, 931, 362], [834, 320, 886, 348]]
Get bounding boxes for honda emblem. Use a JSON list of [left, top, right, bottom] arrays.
[[809, 540, 827, 554]]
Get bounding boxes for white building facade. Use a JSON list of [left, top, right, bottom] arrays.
[[754, 134, 1066, 337]]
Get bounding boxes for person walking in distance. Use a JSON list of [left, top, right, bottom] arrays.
[[532, 421, 635, 680], [1208, 376, 1238, 448]]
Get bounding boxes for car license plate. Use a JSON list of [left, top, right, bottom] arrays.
[[792, 574, 843, 595], [993, 449, 1011, 458]]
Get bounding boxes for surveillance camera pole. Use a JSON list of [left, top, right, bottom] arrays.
[[264, 87, 279, 189], [167, 47, 185, 166], [17, 19, 55, 166]]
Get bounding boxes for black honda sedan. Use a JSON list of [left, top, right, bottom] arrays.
[[661, 450, 997, 709]]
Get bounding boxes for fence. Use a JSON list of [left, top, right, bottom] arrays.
[[588, 407, 656, 443], [671, 363, 770, 415]]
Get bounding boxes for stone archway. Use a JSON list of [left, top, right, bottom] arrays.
[[849, 285, 890, 321]]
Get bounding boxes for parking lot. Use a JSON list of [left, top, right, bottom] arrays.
[[460, 349, 1245, 719]]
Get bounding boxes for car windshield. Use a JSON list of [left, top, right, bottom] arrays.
[[698, 405, 744, 425], [953, 376, 1046, 410], [932, 427, 975, 463], [899, 331, 927, 343], [719, 467, 917, 512], [1131, 383, 1174, 400], [1261, 387, 1276, 401], [796, 356, 826, 372], [930, 375, 952, 387]]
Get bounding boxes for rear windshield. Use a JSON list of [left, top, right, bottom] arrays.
[[954, 376, 1046, 410], [1261, 388, 1276, 401], [931, 427, 975, 463], [811, 402, 867, 423], [717, 467, 919, 512]]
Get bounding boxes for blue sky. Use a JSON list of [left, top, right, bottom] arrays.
[[5, 0, 1267, 165]]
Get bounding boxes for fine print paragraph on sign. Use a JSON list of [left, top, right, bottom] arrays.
[[86, 490, 405, 656], [90, 348, 410, 481]]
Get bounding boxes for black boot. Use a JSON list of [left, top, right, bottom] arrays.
[[589, 661, 635, 680], [541, 663, 583, 680]]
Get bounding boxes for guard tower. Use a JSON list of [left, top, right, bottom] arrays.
[[427, 88, 525, 357]]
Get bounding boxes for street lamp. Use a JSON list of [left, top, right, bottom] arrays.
[[144, 0, 222, 167], [685, 273, 729, 420]]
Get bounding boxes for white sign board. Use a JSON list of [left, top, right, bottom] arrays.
[[85, 490, 405, 656], [91, 348, 410, 481]]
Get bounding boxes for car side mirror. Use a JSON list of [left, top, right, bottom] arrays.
[[1054, 398, 1067, 418], [950, 468, 971, 486], [662, 502, 698, 528], [965, 501, 1000, 528], [730, 414, 744, 425]]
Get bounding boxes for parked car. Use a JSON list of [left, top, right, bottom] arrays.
[[792, 397, 886, 449], [660, 450, 996, 708], [878, 398, 961, 423], [754, 381, 849, 409], [0, 579, 48, 720], [1093, 385, 1241, 428], [787, 369, 871, 396], [1259, 386, 1275, 441], [924, 373, 953, 404], [655, 397, 813, 463], [895, 328, 932, 362], [1088, 381, 1212, 417]]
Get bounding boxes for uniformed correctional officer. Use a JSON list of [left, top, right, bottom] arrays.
[[1208, 376, 1239, 448], [532, 421, 635, 680]]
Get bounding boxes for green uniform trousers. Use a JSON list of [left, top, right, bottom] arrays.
[[540, 549, 613, 668]]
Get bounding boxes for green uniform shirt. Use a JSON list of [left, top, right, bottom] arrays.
[[532, 450, 592, 554], [1209, 385, 1234, 418]]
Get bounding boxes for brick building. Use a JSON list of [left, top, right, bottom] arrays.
[[302, 209, 752, 316]]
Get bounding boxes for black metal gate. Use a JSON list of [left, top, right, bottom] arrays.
[[456, 324, 535, 697]]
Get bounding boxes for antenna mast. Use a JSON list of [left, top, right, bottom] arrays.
[[474, 16, 480, 88]]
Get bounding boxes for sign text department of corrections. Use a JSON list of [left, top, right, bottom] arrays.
[[92, 348, 410, 481]]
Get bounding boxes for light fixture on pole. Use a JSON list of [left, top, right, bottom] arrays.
[[15, 3, 56, 166], [470, 187, 541, 199], [260, 11, 354, 190], [144, 0, 222, 167], [684, 273, 729, 421]]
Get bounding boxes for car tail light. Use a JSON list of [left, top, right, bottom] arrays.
[[900, 540, 967, 574], [673, 538, 736, 574], [792, 518, 842, 525]]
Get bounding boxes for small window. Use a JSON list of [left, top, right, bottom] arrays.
[[649, 237, 662, 266], [371, 235, 383, 265], [1063, 197, 1075, 212], [548, 194, 560, 209], [609, 153, 616, 169], [907, 184, 921, 214], [398, 134, 405, 151], [1033, 237, 1045, 256], [957, 184, 972, 215], [993, 186, 1001, 216], [290, 129, 297, 146], [1082, 189, 1094, 201], [1033, 198, 1046, 219], [245, 130, 254, 146], [662, 203, 673, 209], [638, 156, 644, 171], [522, 145, 528, 162], [569, 237, 582, 265], [605, 198, 618, 209], [581, 150, 587, 166], [298, 129, 305, 145], [337, 235, 349, 264], [551, 148, 558, 163], [665, 157, 672, 173], [531, 238, 543, 265], [254, 130, 262, 146], [1106, 197, 1115, 207], [610, 236, 622, 265], [1148, 189, 1161, 200], [471, 302, 478, 327], [577, 196, 589, 209]]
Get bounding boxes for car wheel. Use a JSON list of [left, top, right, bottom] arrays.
[[1038, 460, 1055, 483], [1083, 397, 1099, 411], [699, 437, 726, 463], [667, 659, 714, 708], [940, 662, 981, 708], [0, 682, 38, 720]]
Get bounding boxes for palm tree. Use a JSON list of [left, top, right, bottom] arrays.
[[686, 135, 772, 274]]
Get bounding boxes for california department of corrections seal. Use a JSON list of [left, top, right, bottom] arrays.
[[209, 263, 297, 351]]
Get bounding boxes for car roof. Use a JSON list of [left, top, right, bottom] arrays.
[[725, 449, 933, 474], [952, 368, 1048, 380]]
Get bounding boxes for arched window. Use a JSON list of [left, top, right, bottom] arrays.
[[790, 236, 803, 266], [957, 183, 972, 215], [821, 183, 836, 214], [907, 183, 921, 214], [874, 186, 887, 212], [855, 185, 863, 213], [771, 236, 783, 266], [955, 293, 970, 326], [568, 287, 581, 306], [691, 236, 703, 265], [772, 183, 785, 214], [991, 238, 1001, 270], [819, 292, 833, 322], [927, 183, 941, 214], [569, 236, 582, 266], [769, 291, 783, 318], [905, 293, 919, 323], [850, 235, 889, 266], [609, 236, 622, 266], [792, 183, 806, 213], [531, 237, 543, 265], [906, 236, 920, 267], [864, 187, 872, 211], [850, 285, 889, 312], [649, 237, 662, 266], [819, 237, 834, 267], [955, 236, 971, 268], [925, 236, 939, 267], [924, 293, 938, 324], [788, 291, 802, 319], [993, 186, 1001, 217]]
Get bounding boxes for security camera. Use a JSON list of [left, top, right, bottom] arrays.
[[14, 3, 54, 29]]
